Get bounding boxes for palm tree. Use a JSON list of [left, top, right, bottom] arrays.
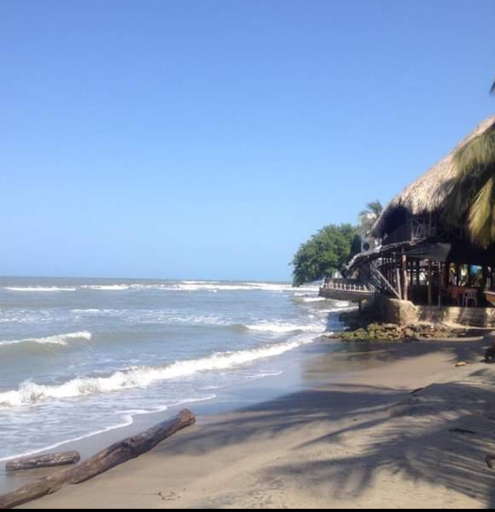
[[358, 200, 383, 236], [444, 82, 495, 248]]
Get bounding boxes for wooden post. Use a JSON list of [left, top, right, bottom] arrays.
[[444, 262, 451, 287], [428, 260, 433, 306], [416, 259, 421, 301], [396, 266, 402, 300], [402, 252, 408, 301], [438, 262, 443, 307], [481, 266, 489, 291]]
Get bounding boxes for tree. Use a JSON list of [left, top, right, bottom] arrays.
[[291, 224, 359, 286], [358, 200, 383, 236], [444, 79, 495, 248]]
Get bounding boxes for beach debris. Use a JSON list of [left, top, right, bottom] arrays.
[[6, 451, 81, 472], [160, 491, 180, 502], [0, 409, 196, 510], [486, 454, 495, 469], [410, 388, 424, 395], [449, 428, 477, 435], [455, 362, 468, 367], [484, 333, 495, 362]]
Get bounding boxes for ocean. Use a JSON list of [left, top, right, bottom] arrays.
[[0, 277, 351, 462]]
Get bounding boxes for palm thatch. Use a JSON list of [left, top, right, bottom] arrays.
[[374, 116, 495, 238]]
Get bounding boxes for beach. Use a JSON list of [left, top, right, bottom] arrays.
[[17, 335, 495, 509]]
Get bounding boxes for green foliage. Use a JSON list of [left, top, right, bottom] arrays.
[[291, 224, 359, 286], [445, 123, 495, 248]]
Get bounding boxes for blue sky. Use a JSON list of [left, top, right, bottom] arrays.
[[0, 0, 494, 281]]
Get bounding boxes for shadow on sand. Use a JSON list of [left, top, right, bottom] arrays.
[[153, 339, 495, 507]]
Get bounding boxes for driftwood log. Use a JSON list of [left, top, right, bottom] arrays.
[[0, 409, 196, 510], [6, 451, 81, 472]]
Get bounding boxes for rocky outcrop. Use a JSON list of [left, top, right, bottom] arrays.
[[324, 322, 467, 342]]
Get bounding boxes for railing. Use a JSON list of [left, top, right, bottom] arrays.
[[322, 278, 370, 293]]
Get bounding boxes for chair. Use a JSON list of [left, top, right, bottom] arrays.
[[462, 289, 478, 308]]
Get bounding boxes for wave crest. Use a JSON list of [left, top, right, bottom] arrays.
[[0, 335, 317, 407], [0, 331, 92, 348], [4, 287, 77, 292]]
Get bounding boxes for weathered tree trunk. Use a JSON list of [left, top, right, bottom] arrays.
[[67, 409, 196, 485], [6, 452, 80, 472], [0, 409, 196, 510]]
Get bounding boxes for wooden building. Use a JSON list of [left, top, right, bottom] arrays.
[[348, 116, 495, 310]]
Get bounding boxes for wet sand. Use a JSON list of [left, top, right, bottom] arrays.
[[13, 337, 495, 509]]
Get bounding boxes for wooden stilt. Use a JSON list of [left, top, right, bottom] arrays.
[[428, 260, 433, 306], [438, 262, 443, 307], [402, 252, 408, 301]]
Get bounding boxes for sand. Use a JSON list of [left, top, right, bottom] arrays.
[[18, 337, 495, 509]]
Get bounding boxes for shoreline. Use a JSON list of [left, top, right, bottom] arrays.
[[11, 334, 495, 509], [0, 332, 344, 495]]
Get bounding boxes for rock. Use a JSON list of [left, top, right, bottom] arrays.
[[404, 328, 415, 339], [336, 320, 459, 344]]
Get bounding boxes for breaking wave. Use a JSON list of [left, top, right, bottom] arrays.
[[3, 281, 321, 295], [0, 331, 93, 348], [0, 336, 317, 407], [4, 287, 77, 292], [245, 320, 324, 334], [81, 285, 131, 291]]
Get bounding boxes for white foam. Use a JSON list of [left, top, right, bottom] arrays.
[[246, 321, 323, 334], [0, 335, 317, 407], [71, 308, 230, 327], [71, 308, 122, 316], [0, 394, 217, 463], [4, 287, 77, 292], [128, 282, 318, 293], [301, 297, 328, 303], [81, 285, 130, 291], [2, 281, 320, 294], [0, 331, 92, 348]]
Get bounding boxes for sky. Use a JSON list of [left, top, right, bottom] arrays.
[[0, 0, 494, 282]]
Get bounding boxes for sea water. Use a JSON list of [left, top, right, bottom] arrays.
[[0, 277, 351, 461]]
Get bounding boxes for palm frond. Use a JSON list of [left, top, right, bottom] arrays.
[[366, 201, 383, 217], [491, 79, 495, 95], [444, 124, 495, 233], [455, 125, 495, 179], [467, 176, 495, 248]]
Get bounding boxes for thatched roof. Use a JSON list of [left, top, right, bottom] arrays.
[[374, 115, 495, 237]]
